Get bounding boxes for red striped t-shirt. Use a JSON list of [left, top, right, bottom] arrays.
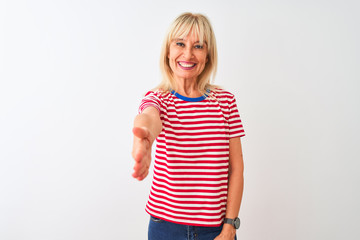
[[138, 88, 245, 226]]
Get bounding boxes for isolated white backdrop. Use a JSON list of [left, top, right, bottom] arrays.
[[1, 0, 359, 239]]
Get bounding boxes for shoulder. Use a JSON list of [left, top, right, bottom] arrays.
[[144, 89, 171, 98], [210, 87, 236, 100], [141, 89, 173, 107]]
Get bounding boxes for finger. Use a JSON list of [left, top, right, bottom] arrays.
[[136, 169, 149, 181], [132, 140, 150, 162], [132, 167, 149, 181], [132, 161, 141, 173], [132, 166, 143, 179], [134, 160, 149, 177], [133, 159, 147, 174], [132, 156, 150, 178]]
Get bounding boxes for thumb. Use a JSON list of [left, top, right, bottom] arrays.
[[133, 127, 150, 139]]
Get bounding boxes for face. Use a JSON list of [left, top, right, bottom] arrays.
[[168, 32, 208, 83]]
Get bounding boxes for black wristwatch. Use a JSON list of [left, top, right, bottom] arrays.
[[224, 217, 240, 229]]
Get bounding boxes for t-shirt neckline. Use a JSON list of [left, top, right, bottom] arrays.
[[170, 89, 210, 102]]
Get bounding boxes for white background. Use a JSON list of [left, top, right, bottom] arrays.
[[1, 0, 359, 239]]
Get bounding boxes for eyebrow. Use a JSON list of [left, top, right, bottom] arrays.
[[173, 38, 207, 45]]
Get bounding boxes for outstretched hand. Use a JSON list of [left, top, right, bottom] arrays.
[[132, 126, 152, 181]]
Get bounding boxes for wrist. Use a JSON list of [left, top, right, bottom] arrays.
[[224, 217, 241, 229], [222, 223, 236, 231]]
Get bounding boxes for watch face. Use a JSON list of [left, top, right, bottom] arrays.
[[234, 218, 240, 229]]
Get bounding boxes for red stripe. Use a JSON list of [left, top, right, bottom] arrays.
[[145, 207, 225, 227], [150, 187, 228, 199], [153, 170, 228, 182], [152, 175, 228, 188], [157, 136, 229, 142], [150, 191, 227, 205], [156, 147, 228, 154], [229, 130, 245, 136], [148, 195, 226, 211], [155, 158, 229, 164], [155, 161, 228, 170], [163, 119, 227, 125], [167, 109, 222, 114], [156, 140, 229, 147], [151, 181, 227, 194], [162, 122, 228, 131], [154, 165, 228, 176], [162, 130, 229, 137], [155, 151, 229, 159], [147, 201, 223, 217]]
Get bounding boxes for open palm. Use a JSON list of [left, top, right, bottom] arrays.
[[132, 127, 152, 181]]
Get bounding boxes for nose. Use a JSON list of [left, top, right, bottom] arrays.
[[183, 46, 194, 59]]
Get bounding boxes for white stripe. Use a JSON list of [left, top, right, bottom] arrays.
[[149, 194, 227, 208], [155, 153, 229, 161], [152, 184, 228, 196], [161, 127, 228, 134], [155, 152, 229, 157], [159, 132, 229, 139], [165, 103, 229, 111], [162, 117, 227, 124], [152, 178, 228, 191], [166, 111, 223, 117], [156, 142, 229, 150], [147, 198, 226, 214], [156, 137, 229, 145], [150, 187, 228, 201], [154, 166, 228, 173], [154, 169, 228, 179], [155, 159, 229, 167]]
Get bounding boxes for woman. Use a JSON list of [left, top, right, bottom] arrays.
[[132, 12, 245, 240]]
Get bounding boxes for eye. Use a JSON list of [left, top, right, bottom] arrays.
[[176, 42, 185, 47], [194, 44, 204, 49]]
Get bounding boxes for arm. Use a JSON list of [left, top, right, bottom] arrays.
[[215, 137, 244, 239], [131, 106, 162, 181]]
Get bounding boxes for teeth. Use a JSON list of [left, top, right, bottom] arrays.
[[179, 62, 196, 68]]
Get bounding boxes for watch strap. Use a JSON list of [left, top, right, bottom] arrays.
[[224, 218, 234, 225], [224, 217, 240, 229]]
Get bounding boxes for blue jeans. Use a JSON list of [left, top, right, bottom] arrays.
[[148, 216, 237, 240]]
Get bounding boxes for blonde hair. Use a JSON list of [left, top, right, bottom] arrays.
[[157, 12, 218, 94]]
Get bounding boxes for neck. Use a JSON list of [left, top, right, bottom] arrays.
[[174, 76, 201, 98]]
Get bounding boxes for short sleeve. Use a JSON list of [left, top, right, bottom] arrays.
[[138, 91, 162, 114], [228, 95, 245, 138]]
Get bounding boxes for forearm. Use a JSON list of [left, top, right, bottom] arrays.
[[225, 167, 244, 219], [225, 137, 244, 219], [220, 161, 244, 236], [133, 107, 162, 143], [221, 137, 244, 236]]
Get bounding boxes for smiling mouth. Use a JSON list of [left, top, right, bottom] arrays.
[[178, 62, 196, 69]]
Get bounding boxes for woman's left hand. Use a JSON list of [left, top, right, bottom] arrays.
[[214, 224, 236, 240], [214, 232, 236, 240]]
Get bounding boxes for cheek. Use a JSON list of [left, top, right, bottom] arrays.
[[168, 47, 179, 60], [200, 57, 208, 66], [198, 52, 208, 64]]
